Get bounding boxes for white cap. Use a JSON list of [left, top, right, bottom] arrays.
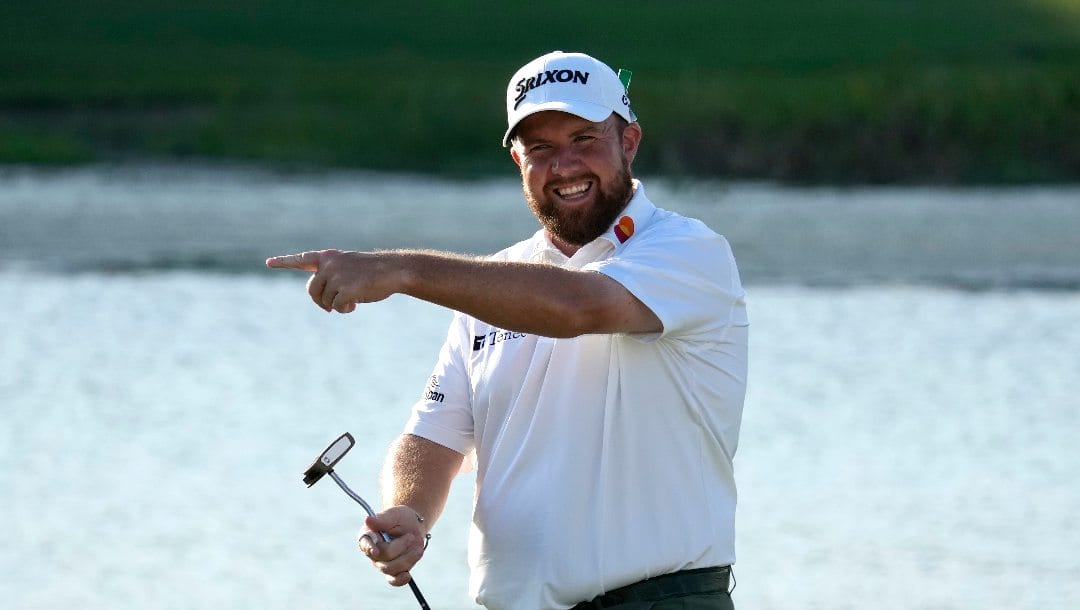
[[503, 51, 636, 147]]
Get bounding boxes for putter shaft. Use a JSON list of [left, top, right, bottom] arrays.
[[327, 470, 431, 610], [328, 471, 379, 521]]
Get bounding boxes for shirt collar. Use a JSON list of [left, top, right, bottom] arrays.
[[530, 179, 656, 267], [595, 179, 655, 250]]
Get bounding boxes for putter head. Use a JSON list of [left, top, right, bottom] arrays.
[[303, 432, 355, 487]]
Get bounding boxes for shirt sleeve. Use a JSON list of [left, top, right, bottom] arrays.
[[403, 311, 475, 456], [585, 218, 748, 341]]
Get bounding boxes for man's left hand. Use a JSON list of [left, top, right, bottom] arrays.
[[357, 505, 430, 587]]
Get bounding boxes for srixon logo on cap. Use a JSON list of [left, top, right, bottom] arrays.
[[514, 69, 590, 109]]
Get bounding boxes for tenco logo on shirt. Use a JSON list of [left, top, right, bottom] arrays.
[[513, 69, 590, 109], [423, 375, 444, 403], [473, 329, 528, 351]]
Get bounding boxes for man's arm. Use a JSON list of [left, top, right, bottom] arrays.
[[382, 433, 463, 526], [266, 249, 662, 337], [359, 434, 463, 587]]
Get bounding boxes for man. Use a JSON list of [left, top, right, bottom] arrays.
[[267, 51, 748, 609]]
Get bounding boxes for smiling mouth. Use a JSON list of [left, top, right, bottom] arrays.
[[554, 181, 592, 200]]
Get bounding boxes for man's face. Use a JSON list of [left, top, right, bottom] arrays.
[[511, 111, 642, 253]]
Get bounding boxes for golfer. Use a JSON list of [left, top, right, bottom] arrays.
[[268, 50, 748, 610]]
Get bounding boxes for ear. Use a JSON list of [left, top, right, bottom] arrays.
[[621, 122, 642, 165], [510, 147, 523, 168]]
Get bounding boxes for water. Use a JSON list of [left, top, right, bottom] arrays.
[[2, 164, 1078, 609], [3, 164, 1079, 288]]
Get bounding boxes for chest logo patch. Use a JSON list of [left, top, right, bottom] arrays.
[[473, 329, 528, 351], [614, 216, 635, 243]]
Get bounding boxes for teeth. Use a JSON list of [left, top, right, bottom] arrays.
[[556, 182, 590, 197]]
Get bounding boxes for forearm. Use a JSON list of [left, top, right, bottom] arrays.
[[391, 249, 649, 337], [381, 433, 464, 528], [266, 247, 661, 336]]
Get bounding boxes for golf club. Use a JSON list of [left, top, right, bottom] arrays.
[[304, 432, 432, 610]]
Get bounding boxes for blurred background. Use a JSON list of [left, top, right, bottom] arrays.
[[2, 0, 1079, 182], [2, 3, 1079, 610]]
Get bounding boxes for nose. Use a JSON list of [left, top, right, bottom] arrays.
[[551, 148, 579, 175]]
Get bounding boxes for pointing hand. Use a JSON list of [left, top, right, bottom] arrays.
[[266, 249, 402, 313]]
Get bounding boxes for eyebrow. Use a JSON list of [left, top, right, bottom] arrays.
[[519, 122, 604, 147], [571, 124, 603, 138]]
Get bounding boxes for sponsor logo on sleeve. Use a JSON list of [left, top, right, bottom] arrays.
[[423, 375, 445, 403]]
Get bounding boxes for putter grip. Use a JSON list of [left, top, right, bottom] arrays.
[[408, 580, 431, 609], [378, 531, 430, 609]]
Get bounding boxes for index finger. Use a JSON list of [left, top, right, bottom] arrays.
[[265, 251, 321, 271]]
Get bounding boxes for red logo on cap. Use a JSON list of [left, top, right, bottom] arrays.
[[614, 216, 634, 243]]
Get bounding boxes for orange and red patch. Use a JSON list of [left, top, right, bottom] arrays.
[[614, 216, 635, 243]]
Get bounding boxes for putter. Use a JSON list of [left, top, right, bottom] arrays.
[[304, 432, 432, 610]]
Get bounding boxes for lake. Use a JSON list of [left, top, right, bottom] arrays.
[[2, 164, 1078, 609]]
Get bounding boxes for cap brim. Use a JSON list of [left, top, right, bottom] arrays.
[[502, 100, 620, 147]]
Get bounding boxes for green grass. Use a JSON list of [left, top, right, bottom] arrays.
[[2, 1, 1078, 182]]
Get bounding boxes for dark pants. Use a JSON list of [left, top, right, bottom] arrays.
[[574, 591, 734, 609], [570, 567, 734, 610]]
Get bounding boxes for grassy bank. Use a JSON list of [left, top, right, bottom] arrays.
[[2, 1, 1079, 182]]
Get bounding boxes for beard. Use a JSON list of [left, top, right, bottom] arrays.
[[523, 159, 634, 247]]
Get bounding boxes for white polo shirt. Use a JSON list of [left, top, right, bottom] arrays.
[[405, 180, 748, 610]]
